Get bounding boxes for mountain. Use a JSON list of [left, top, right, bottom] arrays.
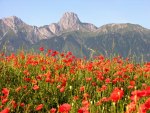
[[0, 12, 150, 61], [58, 12, 97, 32]]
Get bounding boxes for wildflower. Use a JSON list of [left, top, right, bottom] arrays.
[[96, 100, 102, 106], [39, 47, 44, 51], [91, 82, 97, 86], [99, 55, 104, 61], [23, 70, 30, 76], [0, 105, 3, 109], [41, 65, 46, 71], [23, 85, 27, 89], [52, 51, 58, 56], [110, 87, 124, 102], [105, 78, 111, 83], [101, 97, 109, 102], [144, 98, 150, 109], [69, 86, 72, 90], [78, 107, 89, 113], [2, 88, 9, 97], [20, 103, 25, 107], [73, 96, 79, 101], [24, 77, 31, 82], [131, 90, 147, 98], [80, 86, 85, 92], [96, 72, 104, 81], [128, 85, 134, 89], [45, 77, 51, 82], [85, 77, 92, 82], [60, 86, 65, 93], [33, 85, 39, 90], [82, 100, 90, 107], [31, 79, 38, 85], [130, 80, 135, 86], [59, 103, 71, 113], [101, 85, 107, 91], [0, 108, 10, 113], [83, 93, 89, 100], [142, 83, 147, 88], [35, 104, 43, 111], [2, 98, 8, 105], [36, 74, 43, 80], [50, 108, 56, 113]]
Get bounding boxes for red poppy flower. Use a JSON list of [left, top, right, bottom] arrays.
[[131, 90, 147, 98], [73, 96, 79, 101], [60, 86, 65, 93], [2, 98, 8, 105], [78, 107, 89, 113], [59, 103, 71, 113], [45, 77, 50, 82], [101, 97, 109, 102], [85, 77, 92, 82], [110, 87, 124, 102], [24, 77, 31, 82], [82, 100, 90, 107], [83, 93, 89, 100], [101, 85, 107, 91], [0, 105, 3, 109], [130, 80, 135, 86], [20, 103, 25, 107], [105, 78, 111, 83], [39, 47, 44, 51], [2, 88, 9, 96], [33, 85, 39, 90], [0, 108, 10, 113], [35, 104, 43, 111], [128, 85, 134, 89], [50, 108, 56, 113], [80, 86, 85, 92], [144, 98, 150, 109]]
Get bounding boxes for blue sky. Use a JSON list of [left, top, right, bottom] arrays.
[[0, 0, 150, 28]]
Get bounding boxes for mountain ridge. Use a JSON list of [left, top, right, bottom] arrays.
[[1, 13, 150, 36], [0, 12, 150, 61]]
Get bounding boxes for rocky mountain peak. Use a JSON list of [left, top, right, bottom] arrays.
[[59, 12, 81, 30], [3, 16, 23, 25], [2, 16, 24, 29]]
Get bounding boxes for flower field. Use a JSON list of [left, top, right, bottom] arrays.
[[0, 49, 150, 113]]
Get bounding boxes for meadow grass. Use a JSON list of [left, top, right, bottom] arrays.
[[0, 49, 150, 113]]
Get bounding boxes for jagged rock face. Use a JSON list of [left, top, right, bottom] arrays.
[[2, 16, 24, 29], [49, 23, 61, 34], [58, 12, 97, 32], [59, 12, 81, 30], [0, 19, 10, 33], [37, 26, 54, 39], [0, 16, 40, 44]]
